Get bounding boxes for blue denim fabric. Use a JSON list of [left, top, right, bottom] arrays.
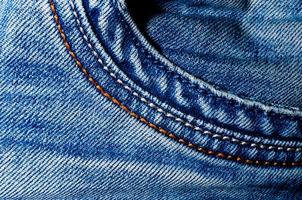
[[0, 0, 301, 199], [145, 0, 302, 109]]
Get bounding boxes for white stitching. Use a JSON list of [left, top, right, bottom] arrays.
[[69, 0, 302, 153]]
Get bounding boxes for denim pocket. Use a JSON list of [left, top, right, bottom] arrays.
[[0, 0, 302, 198], [47, 0, 302, 167]]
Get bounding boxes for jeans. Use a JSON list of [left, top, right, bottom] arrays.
[[0, 0, 301, 199]]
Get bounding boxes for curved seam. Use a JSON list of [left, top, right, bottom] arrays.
[[49, 0, 302, 167], [68, 0, 302, 152], [117, 1, 302, 116], [127, 17, 302, 114]]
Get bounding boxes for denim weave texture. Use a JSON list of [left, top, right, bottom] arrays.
[[0, 0, 302, 199]]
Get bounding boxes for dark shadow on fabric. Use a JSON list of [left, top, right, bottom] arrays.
[[125, 0, 165, 50]]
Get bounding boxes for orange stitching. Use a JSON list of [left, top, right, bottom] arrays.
[[49, 0, 302, 167], [68, 1, 302, 154]]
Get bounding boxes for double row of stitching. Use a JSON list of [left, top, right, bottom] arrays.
[[66, 0, 302, 153], [50, 0, 302, 167]]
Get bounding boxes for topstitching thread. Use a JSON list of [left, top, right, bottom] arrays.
[[49, 0, 302, 166], [68, 0, 302, 153]]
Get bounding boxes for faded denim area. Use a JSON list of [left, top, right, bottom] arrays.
[[129, 0, 302, 108], [0, 0, 302, 199]]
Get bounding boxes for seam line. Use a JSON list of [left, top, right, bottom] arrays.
[[50, 0, 302, 167], [68, 0, 301, 153]]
